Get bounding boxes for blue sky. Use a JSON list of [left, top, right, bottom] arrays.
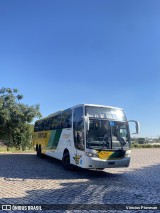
[[0, 0, 160, 137]]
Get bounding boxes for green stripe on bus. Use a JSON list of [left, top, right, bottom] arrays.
[[53, 129, 62, 149], [47, 130, 56, 150], [47, 129, 62, 150], [108, 150, 125, 159]]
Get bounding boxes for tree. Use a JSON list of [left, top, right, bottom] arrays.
[[138, 137, 146, 144], [0, 87, 42, 150], [12, 124, 34, 150]]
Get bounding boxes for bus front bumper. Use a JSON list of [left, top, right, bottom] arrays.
[[84, 156, 130, 169]]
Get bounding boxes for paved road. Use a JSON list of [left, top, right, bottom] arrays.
[[0, 149, 160, 212]]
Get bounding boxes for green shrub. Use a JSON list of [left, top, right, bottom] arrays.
[[144, 144, 151, 148], [153, 144, 160, 148], [131, 143, 142, 148], [131, 143, 160, 148]]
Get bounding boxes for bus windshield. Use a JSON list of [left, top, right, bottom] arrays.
[[86, 119, 130, 150]]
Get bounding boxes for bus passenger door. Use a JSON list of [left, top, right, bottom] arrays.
[[73, 107, 85, 166]]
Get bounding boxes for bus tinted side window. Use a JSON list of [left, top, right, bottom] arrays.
[[50, 117, 55, 130], [35, 120, 45, 132], [62, 110, 72, 128], [34, 122, 39, 132], [50, 115, 62, 130], [45, 118, 51, 130], [73, 107, 84, 151], [55, 115, 62, 129]]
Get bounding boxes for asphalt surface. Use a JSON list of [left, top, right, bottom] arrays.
[[0, 149, 160, 213]]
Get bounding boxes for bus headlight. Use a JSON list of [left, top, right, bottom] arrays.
[[86, 152, 98, 157]]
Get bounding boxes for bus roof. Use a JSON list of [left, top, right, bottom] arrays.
[[73, 104, 123, 110], [35, 104, 123, 122]]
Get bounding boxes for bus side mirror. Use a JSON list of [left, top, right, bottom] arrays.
[[128, 120, 140, 134], [84, 116, 89, 131]]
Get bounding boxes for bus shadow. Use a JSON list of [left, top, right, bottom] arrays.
[[0, 153, 120, 180], [1, 163, 160, 208], [0, 153, 160, 182]]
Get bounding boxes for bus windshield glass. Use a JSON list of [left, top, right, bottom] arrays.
[[85, 106, 126, 121], [86, 119, 130, 150]]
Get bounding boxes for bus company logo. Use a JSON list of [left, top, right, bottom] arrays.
[[73, 154, 82, 164]]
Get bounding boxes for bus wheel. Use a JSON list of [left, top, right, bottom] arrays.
[[37, 147, 42, 158], [62, 153, 75, 171]]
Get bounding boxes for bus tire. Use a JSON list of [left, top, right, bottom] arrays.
[[62, 153, 75, 171], [37, 147, 42, 158]]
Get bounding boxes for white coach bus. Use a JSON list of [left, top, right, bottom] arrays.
[[32, 104, 139, 170]]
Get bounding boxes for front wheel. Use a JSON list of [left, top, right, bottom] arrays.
[[62, 153, 75, 171]]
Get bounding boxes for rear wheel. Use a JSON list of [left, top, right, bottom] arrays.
[[37, 145, 44, 158], [37, 147, 41, 157], [62, 153, 75, 170], [36, 144, 38, 151]]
